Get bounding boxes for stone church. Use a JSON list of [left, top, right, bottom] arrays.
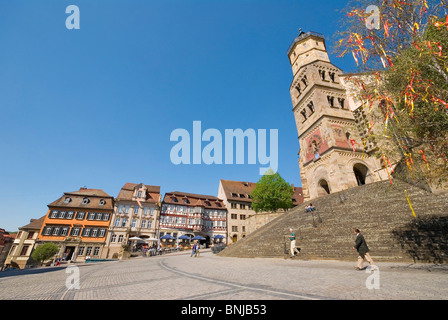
[[287, 30, 390, 201]]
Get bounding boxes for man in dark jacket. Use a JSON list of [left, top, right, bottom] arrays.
[[353, 228, 375, 270]]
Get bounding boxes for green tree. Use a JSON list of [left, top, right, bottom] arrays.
[[250, 169, 294, 213], [31, 243, 59, 266]]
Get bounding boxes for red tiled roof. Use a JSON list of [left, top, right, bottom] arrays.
[[48, 187, 114, 210], [219, 179, 256, 203], [163, 191, 224, 209], [116, 183, 161, 203], [20, 216, 46, 230]]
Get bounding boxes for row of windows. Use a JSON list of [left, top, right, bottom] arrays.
[[41, 226, 107, 238], [117, 205, 156, 215], [49, 210, 111, 221], [231, 226, 246, 232], [231, 214, 247, 220], [230, 203, 252, 210], [64, 197, 107, 206], [113, 218, 154, 229], [78, 246, 100, 257], [160, 216, 226, 227]]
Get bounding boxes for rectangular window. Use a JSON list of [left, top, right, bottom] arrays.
[[143, 207, 149, 215], [43, 227, 52, 236], [118, 235, 123, 243], [61, 227, 69, 236], [20, 246, 30, 256], [232, 226, 238, 232], [27, 231, 35, 239], [78, 246, 85, 256], [87, 212, 95, 220], [70, 227, 81, 237], [111, 234, 116, 242], [76, 212, 86, 220], [134, 206, 139, 215], [141, 220, 147, 228], [239, 204, 246, 210], [137, 191, 142, 198], [95, 213, 102, 220], [83, 228, 91, 237], [86, 247, 93, 256], [52, 227, 61, 236], [91, 229, 98, 237], [125, 206, 130, 214], [121, 218, 128, 227], [114, 218, 121, 227], [118, 205, 124, 213], [231, 203, 237, 209], [240, 215, 246, 220], [98, 229, 106, 238], [231, 214, 237, 219], [102, 213, 110, 221], [58, 211, 66, 219], [66, 211, 75, 219], [131, 219, 137, 228], [93, 247, 100, 256], [147, 220, 152, 228], [50, 211, 58, 218]]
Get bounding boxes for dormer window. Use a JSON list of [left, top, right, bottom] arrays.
[[99, 199, 106, 206], [239, 194, 245, 198], [64, 197, 71, 204], [171, 197, 178, 202], [231, 193, 238, 197], [82, 198, 90, 205], [137, 191, 142, 198], [183, 198, 190, 204], [329, 72, 336, 82], [205, 201, 211, 206]]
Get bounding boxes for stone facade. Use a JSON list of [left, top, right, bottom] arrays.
[[218, 179, 303, 244], [4, 217, 44, 269], [288, 31, 389, 201], [104, 183, 161, 259]]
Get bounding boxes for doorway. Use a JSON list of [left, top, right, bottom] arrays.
[[353, 163, 369, 186], [318, 179, 331, 195]]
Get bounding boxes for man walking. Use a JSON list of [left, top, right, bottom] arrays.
[[353, 228, 375, 270], [289, 228, 300, 257]]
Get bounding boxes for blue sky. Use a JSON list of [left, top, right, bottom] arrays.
[[0, 0, 357, 231]]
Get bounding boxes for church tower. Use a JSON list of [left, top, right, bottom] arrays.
[[287, 30, 385, 201]]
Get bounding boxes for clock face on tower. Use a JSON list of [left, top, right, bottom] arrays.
[[303, 129, 330, 163], [308, 134, 322, 153]]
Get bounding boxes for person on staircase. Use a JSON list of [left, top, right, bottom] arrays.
[[289, 228, 301, 257], [353, 228, 375, 270]]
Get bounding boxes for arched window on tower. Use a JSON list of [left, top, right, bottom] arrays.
[[308, 101, 315, 114], [300, 109, 307, 122]]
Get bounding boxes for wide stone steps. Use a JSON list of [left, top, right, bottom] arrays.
[[219, 179, 448, 263]]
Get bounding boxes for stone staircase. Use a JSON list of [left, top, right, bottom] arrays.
[[218, 180, 448, 263]]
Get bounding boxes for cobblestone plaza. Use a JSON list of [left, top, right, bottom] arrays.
[[1, 250, 447, 301]]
